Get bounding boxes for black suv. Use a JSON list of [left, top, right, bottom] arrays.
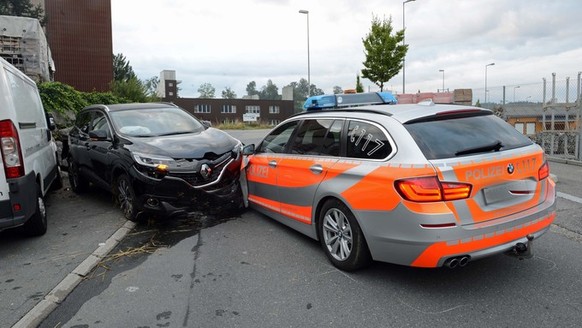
[[65, 103, 243, 221]]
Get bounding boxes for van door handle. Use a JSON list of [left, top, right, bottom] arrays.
[[268, 160, 277, 168], [310, 164, 323, 174]]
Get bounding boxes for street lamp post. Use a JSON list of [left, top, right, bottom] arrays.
[[439, 69, 445, 92], [402, 0, 415, 94], [484, 62, 495, 103], [514, 85, 520, 102], [298, 9, 310, 96]]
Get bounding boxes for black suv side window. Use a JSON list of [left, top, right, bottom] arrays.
[[89, 111, 112, 139], [290, 119, 334, 155], [346, 120, 391, 160], [73, 111, 92, 136], [257, 121, 299, 154]]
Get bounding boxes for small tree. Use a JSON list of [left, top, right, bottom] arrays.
[[113, 53, 136, 82], [356, 75, 364, 93], [198, 83, 215, 98], [361, 15, 407, 91], [222, 87, 237, 99], [259, 80, 281, 100], [245, 81, 259, 97], [333, 86, 343, 94]]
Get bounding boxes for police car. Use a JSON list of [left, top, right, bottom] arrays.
[[241, 92, 556, 271]]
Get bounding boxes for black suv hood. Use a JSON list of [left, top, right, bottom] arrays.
[[126, 127, 239, 159]]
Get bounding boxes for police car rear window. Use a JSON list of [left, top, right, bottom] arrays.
[[404, 113, 533, 160]]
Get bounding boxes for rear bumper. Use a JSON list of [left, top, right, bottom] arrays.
[[356, 179, 557, 268], [0, 172, 37, 231]]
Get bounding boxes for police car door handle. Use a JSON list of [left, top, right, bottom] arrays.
[[268, 160, 277, 168], [310, 164, 323, 174]]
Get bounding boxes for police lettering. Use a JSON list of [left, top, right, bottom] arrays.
[[465, 166, 503, 181], [248, 165, 268, 179]]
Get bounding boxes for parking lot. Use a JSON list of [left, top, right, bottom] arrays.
[[2, 130, 582, 327]]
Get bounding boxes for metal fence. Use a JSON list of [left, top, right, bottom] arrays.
[[473, 72, 582, 161]]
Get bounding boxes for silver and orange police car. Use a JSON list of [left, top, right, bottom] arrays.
[[241, 92, 556, 271]]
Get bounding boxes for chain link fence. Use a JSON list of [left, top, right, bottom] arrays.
[[472, 72, 582, 161]]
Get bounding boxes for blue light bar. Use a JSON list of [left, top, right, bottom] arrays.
[[303, 92, 397, 110]]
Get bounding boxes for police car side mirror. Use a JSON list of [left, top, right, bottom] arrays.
[[242, 144, 255, 155]]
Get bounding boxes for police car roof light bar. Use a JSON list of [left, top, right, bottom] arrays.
[[303, 92, 397, 110]]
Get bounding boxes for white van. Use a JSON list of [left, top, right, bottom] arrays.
[[0, 57, 61, 236]]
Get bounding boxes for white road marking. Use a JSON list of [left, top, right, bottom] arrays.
[[557, 191, 582, 204]]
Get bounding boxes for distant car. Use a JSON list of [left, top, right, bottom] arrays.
[[242, 92, 556, 271], [66, 103, 243, 221]]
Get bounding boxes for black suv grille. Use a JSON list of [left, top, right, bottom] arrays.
[[168, 152, 232, 187]]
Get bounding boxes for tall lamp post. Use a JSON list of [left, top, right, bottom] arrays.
[[513, 85, 520, 102], [402, 0, 415, 94], [484, 62, 495, 103], [298, 9, 311, 96], [439, 69, 445, 92]]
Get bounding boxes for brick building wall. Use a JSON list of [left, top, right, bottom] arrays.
[[44, 0, 113, 92]]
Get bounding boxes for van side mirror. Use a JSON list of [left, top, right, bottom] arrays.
[[47, 113, 57, 131]]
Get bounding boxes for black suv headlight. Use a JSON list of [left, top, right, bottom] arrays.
[[132, 152, 176, 178]]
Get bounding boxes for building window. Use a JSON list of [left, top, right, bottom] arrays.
[[246, 105, 260, 114], [514, 123, 524, 134], [526, 123, 536, 135], [195, 104, 211, 113], [269, 105, 280, 114], [168, 92, 174, 96], [169, 82, 174, 87], [222, 105, 236, 113]]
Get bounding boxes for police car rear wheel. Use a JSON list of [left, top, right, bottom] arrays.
[[319, 199, 371, 271]]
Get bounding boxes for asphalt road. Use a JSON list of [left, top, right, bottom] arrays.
[[2, 130, 582, 327]]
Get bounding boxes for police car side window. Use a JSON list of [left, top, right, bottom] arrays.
[[257, 121, 299, 154], [346, 120, 391, 159], [290, 119, 333, 155]]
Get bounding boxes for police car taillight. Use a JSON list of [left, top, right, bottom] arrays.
[[0, 119, 24, 179], [395, 176, 471, 202], [538, 161, 550, 181]]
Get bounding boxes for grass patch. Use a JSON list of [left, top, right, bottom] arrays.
[[214, 120, 274, 130]]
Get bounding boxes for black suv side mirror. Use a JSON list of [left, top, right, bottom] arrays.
[[89, 130, 109, 141]]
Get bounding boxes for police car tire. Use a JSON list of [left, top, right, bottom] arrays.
[[22, 186, 48, 237], [318, 199, 372, 271]]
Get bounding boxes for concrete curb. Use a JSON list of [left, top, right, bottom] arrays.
[[12, 220, 136, 328]]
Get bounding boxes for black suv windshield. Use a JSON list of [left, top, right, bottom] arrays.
[[405, 113, 533, 160], [110, 107, 204, 137]]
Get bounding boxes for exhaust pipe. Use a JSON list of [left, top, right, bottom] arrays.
[[458, 256, 470, 267], [445, 258, 459, 269]]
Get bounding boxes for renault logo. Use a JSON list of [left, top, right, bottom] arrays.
[[507, 163, 515, 174], [200, 164, 212, 179]]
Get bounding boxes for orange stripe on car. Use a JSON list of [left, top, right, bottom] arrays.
[[410, 212, 555, 268]]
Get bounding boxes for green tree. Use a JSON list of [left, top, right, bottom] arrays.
[[143, 76, 160, 100], [356, 75, 364, 93], [198, 83, 215, 98], [361, 15, 406, 91], [113, 53, 136, 82], [222, 87, 237, 99], [259, 80, 281, 100], [333, 86, 343, 94], [110, 77, 148, 103], [0, 0, 45, 25], [246, 81, 259, 97]]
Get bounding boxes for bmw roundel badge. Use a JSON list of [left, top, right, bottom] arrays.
[[507, 163, 515, 174]]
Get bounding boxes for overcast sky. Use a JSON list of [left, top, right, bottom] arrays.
[[111, 0, 582, 100]]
